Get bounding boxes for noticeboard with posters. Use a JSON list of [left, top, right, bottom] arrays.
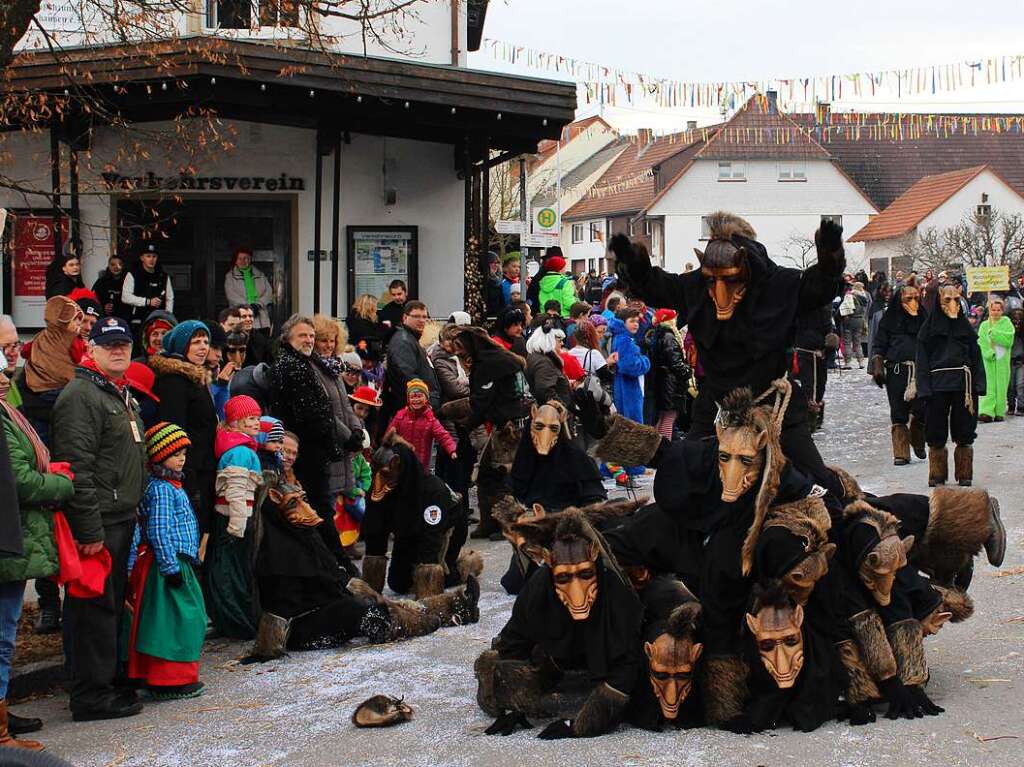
[[346, 226, 418, 308], [3, 211, 70, 329]]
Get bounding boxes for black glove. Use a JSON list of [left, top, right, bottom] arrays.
[[164, 570, 184, 588], [343, 429, 366, 452], [537, 719, 574, 740], [815, 219, 846, 277], [608, 233, 651, 288], [839, 701, 876, 726], [484, 711, 532, 736], [868, 355, 886, 388], [722, 713, 756, 734], [907, 685, 944, 716], [878, 676, 924, 720], [573, 387, 608, 440]]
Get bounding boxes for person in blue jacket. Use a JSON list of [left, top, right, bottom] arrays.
[[609, 307, 651, 424]]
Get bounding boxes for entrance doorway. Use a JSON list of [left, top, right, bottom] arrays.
[[115, 198, 292, 326]]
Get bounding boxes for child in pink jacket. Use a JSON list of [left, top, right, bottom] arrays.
[[385, 378, 456, 472]]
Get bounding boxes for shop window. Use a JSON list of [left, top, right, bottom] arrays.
[[260, 0, 300, 27], [571, 223, 584, 243], [718, 161, 745, 181]]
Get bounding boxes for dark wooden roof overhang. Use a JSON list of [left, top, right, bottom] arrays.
[[2, 35, 576, 155]]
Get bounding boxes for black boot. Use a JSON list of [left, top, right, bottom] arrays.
[[33, 578, 61, 635], [6, 711, 42, 736]]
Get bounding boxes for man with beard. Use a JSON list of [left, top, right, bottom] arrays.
[[608, 212, 845, 496], [870, 282, 928, 466], [915, 286, 986, 487]]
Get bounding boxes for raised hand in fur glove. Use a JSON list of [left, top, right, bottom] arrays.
[[868, 355, 886, 388], [608, 233, 651, 288], [814, 219, 846, 277]]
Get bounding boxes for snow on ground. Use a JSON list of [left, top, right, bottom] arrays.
[[21, 371, 1024, 766]]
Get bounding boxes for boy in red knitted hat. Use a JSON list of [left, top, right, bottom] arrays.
[[126, 422, 206, 699], [214, 395, 263, 538], [385, 378, 456, 472]]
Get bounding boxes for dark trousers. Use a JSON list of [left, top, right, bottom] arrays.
[[67, 519, 135, 711], [795, 351, 827, 405], [294, 458, 347, 562], [35, 577, 60, 613], [884, 364, 926, 426], [925, 391, 978, 447]]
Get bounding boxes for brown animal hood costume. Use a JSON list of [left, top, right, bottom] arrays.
[[24, 296, 81, 392]]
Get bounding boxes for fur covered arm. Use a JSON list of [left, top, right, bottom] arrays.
[[848, 610, 897, 682], [570, 683, 629, 738], [886, 619, 927, 686], [592, 414, 665, 467]]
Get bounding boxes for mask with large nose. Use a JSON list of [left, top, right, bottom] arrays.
[[645, 634, 703, 720], [692, 212, 757, 321], [746, 586, 805, 689], [548, 538, 600, 621], [530, 402, 565, 456], [715, 422, 767, 502]]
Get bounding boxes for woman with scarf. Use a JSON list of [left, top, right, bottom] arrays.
[[491, 305, 528, 359], [870, 282, 927, 466], [150, 321, 218, 533], [224, 248, 273, 333], [916, 286, 986, 487], [0, 368, 74, 750]]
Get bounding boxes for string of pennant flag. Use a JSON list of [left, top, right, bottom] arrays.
[[482, 37, 1024, 112]]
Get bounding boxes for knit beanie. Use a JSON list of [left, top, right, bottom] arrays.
[[146, 422, 191, 465], [406, 378, 429, 397], [161, 319, 210, 358], [258, 416, 285, 445], [224, 394, 262, 423], [340, 351, 362, 371]]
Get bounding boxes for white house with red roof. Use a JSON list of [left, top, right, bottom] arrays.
[[642, 94, 878, 272], [848, 165, 1024, 274]]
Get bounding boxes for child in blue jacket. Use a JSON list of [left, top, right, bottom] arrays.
[[609, 308, 651, 424]]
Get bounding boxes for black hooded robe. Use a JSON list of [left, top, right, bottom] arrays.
[[872, 287, 927, 426]]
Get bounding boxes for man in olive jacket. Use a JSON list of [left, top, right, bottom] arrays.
[[51, 317, 147, 721]]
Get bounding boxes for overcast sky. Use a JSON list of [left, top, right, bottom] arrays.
[[468, 0, 1024, 129]]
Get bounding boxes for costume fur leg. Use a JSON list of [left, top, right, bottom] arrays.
[[361, 555, 387, 594], [474, 650, 501, 716], [953, 444, 973, 486], [247, 612, 291, 661], [572, 683, 629, 737], [412, 563, 445, 599], [909, 417, 927, 459], [491, 658, 570, 719], [913, 486, 993, 586], [348, 576, 480, 639], [701, 656, 749, 726], [932, 584, 975, 622], [456, 549, 484, 583], [891, 424, 911, 465], [836, 639, 881, 704], [887, 619, 928, 686], [849, 610, 898, 682], [593, 415, 663, 467], [928, 446, 948, 487]]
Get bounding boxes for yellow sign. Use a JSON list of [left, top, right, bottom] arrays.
[[966, 265, 1009, 293]]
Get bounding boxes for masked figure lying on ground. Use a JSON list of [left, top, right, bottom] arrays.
[[870, 281, 927, 466], [608, 212, 845, 497], [248, 469, 480, 660], [360, 432, 482, 599], [475, 510, 644, 739]]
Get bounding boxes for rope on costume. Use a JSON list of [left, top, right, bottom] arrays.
[[898, 360, 917, 402], [753, 377, 793, 437], [794, 348, 823, 407], [930, 366, 974, 415]]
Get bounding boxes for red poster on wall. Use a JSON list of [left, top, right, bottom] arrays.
[[12, 215, 68, 297]]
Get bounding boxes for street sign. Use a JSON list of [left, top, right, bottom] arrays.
[[496, 220, 526, 235], [533, 205, 560, 235], [966, 265, 1009, 293], [522, 232, 559, 249]]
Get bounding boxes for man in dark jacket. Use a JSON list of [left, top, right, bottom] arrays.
[[51, 317, 147, 721], [381, 301, 439, 435]]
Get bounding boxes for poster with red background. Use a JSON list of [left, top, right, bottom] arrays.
[[12, 215, 68, 297]]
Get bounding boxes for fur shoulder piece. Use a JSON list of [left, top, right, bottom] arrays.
[[843, 499, 900, 538], [148, 353, 211, 386], [706, 211, 756, 242], [564, 496, 648, 525], [828, 464, 864, 501], [666, 601, 702, 638], [717, 387, 758, 429], [764, 496, 832, 550]]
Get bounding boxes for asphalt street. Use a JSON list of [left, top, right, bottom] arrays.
[[17, 370, 1024, 767]]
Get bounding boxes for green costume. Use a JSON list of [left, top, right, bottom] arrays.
[[978, 315, 1015, 418], [537, 272, 578, 318]]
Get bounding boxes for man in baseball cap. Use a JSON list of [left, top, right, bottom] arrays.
[[89, 316, 133, 347]]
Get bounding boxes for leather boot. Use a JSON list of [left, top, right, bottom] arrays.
[[908, 417, 927, 459], [361, 555, 387, 595], [954, 444, 973, 487], [891, 424, 910, 466], [0, 700, 44, 752], [7, 711, 42, 736], [927, 446, 948, 487]]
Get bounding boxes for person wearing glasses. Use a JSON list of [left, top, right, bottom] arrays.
[[380, 301, 439, 439], [0, 317, 22, 408], [122, 245, 174, 335]]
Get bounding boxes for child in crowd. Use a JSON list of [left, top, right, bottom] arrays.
[[214, 395, 264, 538], [385, 378, 456, 472], [349, 384, 383, 447], [127, 422, 206, 700], [256, 415, 286, 473], [355, 345, 385, 389], [564, 302, 592, 348]]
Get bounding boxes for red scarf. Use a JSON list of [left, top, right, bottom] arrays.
[[80, 357, 129, 389]]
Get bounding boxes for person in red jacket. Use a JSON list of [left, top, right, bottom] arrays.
[[385, 378, 456, 472]]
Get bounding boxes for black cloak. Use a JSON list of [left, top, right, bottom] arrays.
[[915, 306, 985, 396], [872, 286, 926, 362], [508, 426, 606, 511]]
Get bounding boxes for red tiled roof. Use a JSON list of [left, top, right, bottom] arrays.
[[562, 133, 706, 220], [847, 165, 990, 242], [791, 112, 1024, 210], [693, 95, 833, 161]]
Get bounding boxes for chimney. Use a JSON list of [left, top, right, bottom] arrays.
[[686, 120, 697, 131], [766, 90, 778, 114]]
